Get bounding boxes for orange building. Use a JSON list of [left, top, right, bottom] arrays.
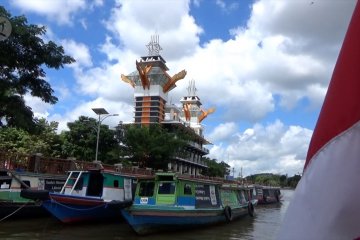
[[121, 35, 214, 176]]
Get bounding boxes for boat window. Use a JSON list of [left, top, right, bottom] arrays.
[[74, 177, 84, 190], [158, 182, 175, 194], [0, 178, 11, 189], [114, 180, 119, 188], [20, 180, 31, 189], [244, 190, 249, 201], [184, 184, 192, 195], [238, 190, 247, 204], [139, 181, 155, 197]]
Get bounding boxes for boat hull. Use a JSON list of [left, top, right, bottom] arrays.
[[42, 193, 132, 223], [121, 206, 249, 235], [0, 201, 49, 219]]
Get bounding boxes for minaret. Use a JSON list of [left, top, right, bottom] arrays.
[[180, 80, 215, 136], [121, 35, 187, 125]]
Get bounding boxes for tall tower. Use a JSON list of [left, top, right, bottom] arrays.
[[180, 79, 215, 136], [121, 35, 187, 125]]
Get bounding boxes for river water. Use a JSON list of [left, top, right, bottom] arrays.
[[0, 190, 294, 240]]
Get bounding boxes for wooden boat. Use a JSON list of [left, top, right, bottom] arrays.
[[0, 169, 66, 220], [0, 152, 69, 220], [250, 184, 282, 204], [121, 172, 256, 235], [21, 166, 151, 223]]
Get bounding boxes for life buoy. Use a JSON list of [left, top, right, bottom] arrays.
[[224, 206, 232, 222], [248, 202, 254, 217]]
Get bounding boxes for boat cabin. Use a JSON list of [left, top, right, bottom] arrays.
[[220, 183, 249, 208], [134, 172, 221, 208], [251, 184, 281, 204], [61, 169, 133, 201]]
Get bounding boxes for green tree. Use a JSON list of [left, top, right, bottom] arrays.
[[287, 174, 301, 188], [61, 116, 118, 162], [0, 127, 33, 154], [121, 124, 187, 170], [0, 119, 62, 156], [247, 173, 281, 186], [0, 7, 75, 132], [31, 118, 63, 157], [202, 157, 230, 177], [279, 174, 288, 187]]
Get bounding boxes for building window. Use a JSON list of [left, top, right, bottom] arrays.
[[151, 96, 160, 101], [151, 101, 160, 107], [150, 117, 159, 123]]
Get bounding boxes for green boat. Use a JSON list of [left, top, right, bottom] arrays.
[[121, 172, 257, 235]]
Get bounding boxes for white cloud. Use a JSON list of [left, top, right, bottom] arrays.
[[24, 95, 52, 119], [79, 18, 87, 30], [61, 39, 93, 68], [215, 0, 239, 13], [208, 120, 313, 176], [105, 0, 202, 60], [49, 97, 134, 133], [11, 0, 86, 25], [208, 122, 238, 143]]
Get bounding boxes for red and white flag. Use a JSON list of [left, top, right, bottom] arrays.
[[278, 2, 360, 240]]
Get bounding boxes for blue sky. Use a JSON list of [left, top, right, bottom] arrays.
[[2, 0, 357, 176]]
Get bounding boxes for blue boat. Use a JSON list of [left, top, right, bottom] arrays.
[[121, 172, 256, 235], [21, 166, 146, 223]]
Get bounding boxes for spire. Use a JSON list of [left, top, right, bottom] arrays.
[[146, 34, 162, 56], [187, 79, 197, 96]]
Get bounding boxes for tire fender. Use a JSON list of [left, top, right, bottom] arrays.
[[224, 206, 232, 222], [248, 202, 254, 217]]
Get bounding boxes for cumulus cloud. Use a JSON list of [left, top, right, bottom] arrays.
[[49, 97, 134, 133], [105, 0, 202, 60], [10, 0, 87, 25], [208, 122, 238, 143], [61, 39, 93, 69], [208, 120, 313, 176], [215, 0, 240, 13], [24, 95, 52, 119]]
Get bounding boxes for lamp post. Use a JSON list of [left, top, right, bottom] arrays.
[[91, 108, 119, 161]]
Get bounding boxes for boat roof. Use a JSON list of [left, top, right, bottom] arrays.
[[221, 183, 247, 190], [248, 184, 281, 189], [152, 172, 223, 184]]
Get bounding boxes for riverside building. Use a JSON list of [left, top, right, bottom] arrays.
[[120, 35, 214, 176]]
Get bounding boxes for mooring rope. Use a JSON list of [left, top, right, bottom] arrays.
[[0, 201, 30, 222]]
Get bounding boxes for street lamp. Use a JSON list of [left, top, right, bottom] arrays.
[[92, 108, 119, 161]]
